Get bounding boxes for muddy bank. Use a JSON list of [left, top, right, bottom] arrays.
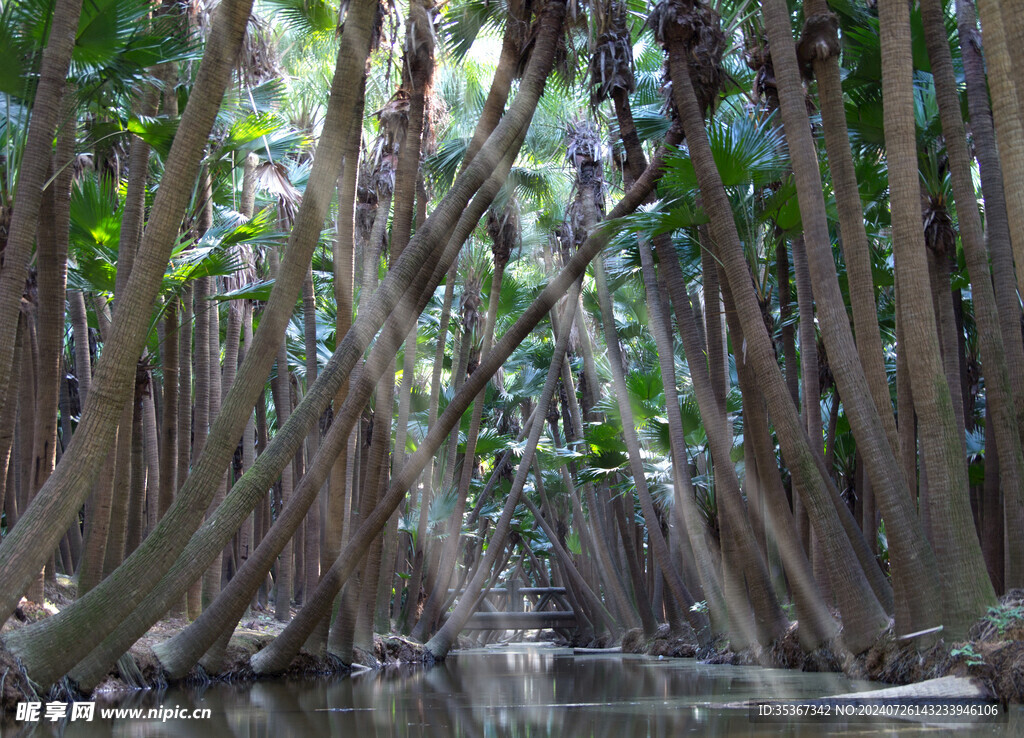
[[2, 580, 1022, 714], [621, 590, 1024, 704]]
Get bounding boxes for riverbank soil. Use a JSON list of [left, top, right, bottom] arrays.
[[620, 590, 1024, 704], [1, 579, 1022, 713]]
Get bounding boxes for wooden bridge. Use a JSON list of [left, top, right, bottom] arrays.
[[455, 582, 578, 631]]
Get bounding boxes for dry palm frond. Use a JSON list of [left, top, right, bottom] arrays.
[[587, 1, 635, 107], [374, 90, 412, 152], [240, 15, 282, 86], [486, 198, 521, 271], [253, 161, 302, 204], [650, 0, 726, 116], [253, 161, 302, 227]]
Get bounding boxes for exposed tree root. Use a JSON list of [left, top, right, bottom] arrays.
[[2, 587, 1022, 716]]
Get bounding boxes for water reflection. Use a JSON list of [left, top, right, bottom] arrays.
[[3, 645, 1021, 737]]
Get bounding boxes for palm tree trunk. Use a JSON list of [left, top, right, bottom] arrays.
[[188, 276, 211, 618], [776, 242, 800, 407], [0, 0, 83, 425], [802, 1, 900, 462], [922, 0, 1024, 590], [0, 0, 256, 625], [880, 0, 997, 634], [125, 390, 147, 556], [100, 401, 134, 579], [301, 271, 323, 629], [158, 299, 178, 524], [764, 0, 942, 635], [29, 110, 74, 597], [172, 284, 193, 617], [142, 381, 160, 537], [661, 13, 889, 652], [976, 0, 1024, 298], [270, 256, 295, 623], [955, 0, 1024, 436]]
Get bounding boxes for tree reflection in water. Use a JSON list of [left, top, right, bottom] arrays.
[[26, 645, 1022, 737]]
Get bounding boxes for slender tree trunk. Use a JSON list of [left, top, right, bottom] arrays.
[[976, 0, 1024, 299], [880, 0, 996, 634], [125, 389, 147, 556], [142, 381, 160, 537], [921, 0, 1024, 590], [764, 0, 942, 635], [0, 0, 256, 625], [28, 110, 74, 599], [955, 0, 1024, 435], [0, 0, 83, 424], [158, 300, 178, 523], [661, 13, 888, 652]]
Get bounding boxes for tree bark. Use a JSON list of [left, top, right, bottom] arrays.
[[880, 0, 996, 635], [661, 12, 888, 652], [0, 0, 255, 625], [922, 0, 1024, 589]]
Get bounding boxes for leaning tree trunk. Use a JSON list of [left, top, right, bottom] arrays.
[[0, 0, 255, 626], [763, 0, 942, 636], [659, 2, 888, 653]]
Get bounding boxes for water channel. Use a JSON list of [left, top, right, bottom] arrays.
[[3, 645, 1021, 736]]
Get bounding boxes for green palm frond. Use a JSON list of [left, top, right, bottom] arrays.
[[263, 0, 340, 43], [662, 114, 786, 193]]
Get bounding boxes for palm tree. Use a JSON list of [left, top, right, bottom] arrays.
[[879, 0, 995, 637], [921, 0, 1024, 593], [0, 0, 256, 626], [761, 0, 941, 637], [0, 0, 84, 449], [655, 0, 888, 654]]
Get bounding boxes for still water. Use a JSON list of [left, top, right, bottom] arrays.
[[3, 644, 1021, 736]]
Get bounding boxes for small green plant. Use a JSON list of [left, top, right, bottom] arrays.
[[690, 600, 708, 615], [982, 604, 1024, 635], [951, 644, 985, 667]]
